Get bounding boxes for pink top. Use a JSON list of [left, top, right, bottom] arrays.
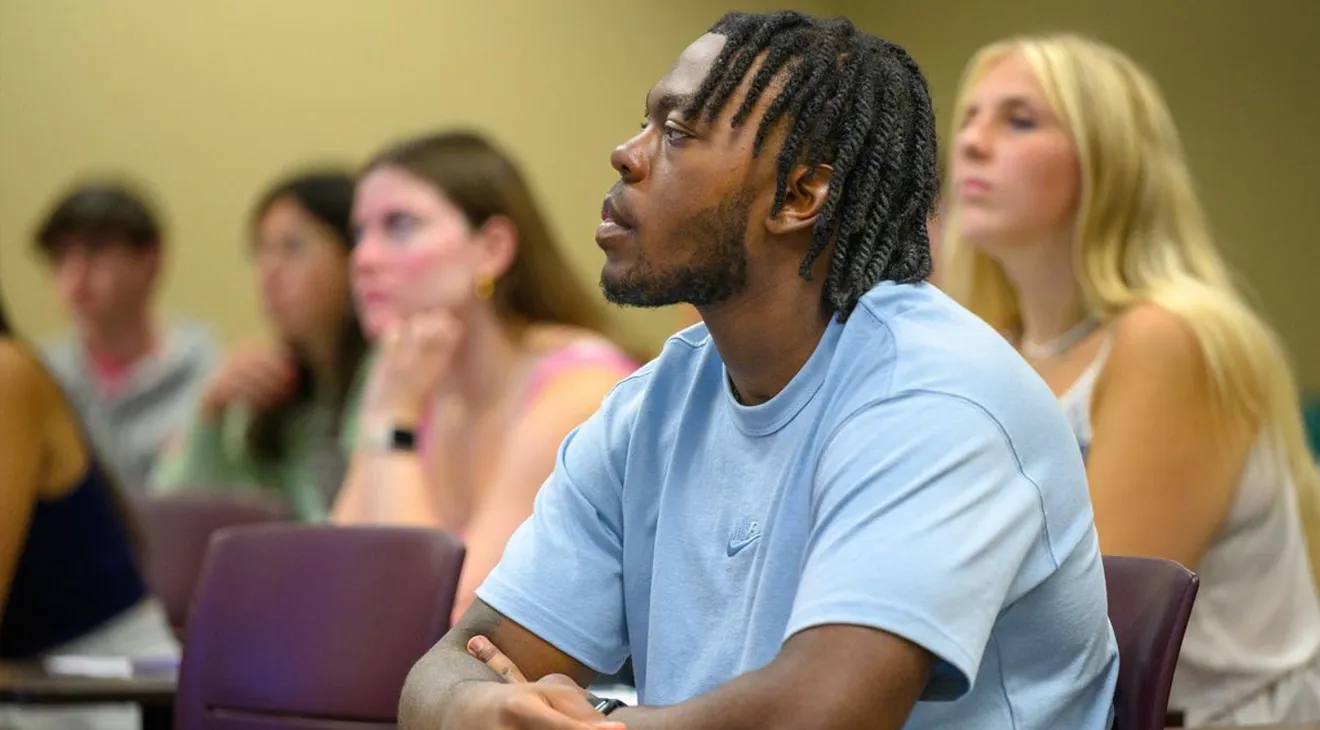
[[416, 337, 638, 456], [413, 338, 638, 541], [519, 338, 639, 411]]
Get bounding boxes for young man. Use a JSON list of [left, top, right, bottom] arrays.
[[35, 181, 218, 491], [400, 11, 1119, 730]]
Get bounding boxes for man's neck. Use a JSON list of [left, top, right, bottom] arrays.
[[83, 313, 156, 368], [700, 277, 831, 406]]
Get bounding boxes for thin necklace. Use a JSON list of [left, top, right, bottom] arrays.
[[1020, 315, 1100, 360]]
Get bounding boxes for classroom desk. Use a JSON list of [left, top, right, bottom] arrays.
[[0, 661, 175, 730]]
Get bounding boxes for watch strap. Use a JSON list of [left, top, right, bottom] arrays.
[[585, 692, 627, 716], [364, 423, 418, 452]]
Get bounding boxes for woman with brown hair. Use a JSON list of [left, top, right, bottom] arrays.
[[333, 131, 638, 621]]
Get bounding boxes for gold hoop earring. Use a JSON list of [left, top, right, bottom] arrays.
[[474, 275, 495, 300]]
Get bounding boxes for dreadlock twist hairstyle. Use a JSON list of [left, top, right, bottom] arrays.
[[686, 11, 938, 320]]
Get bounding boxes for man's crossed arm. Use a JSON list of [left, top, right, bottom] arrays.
[[398, 599, 934, 730]]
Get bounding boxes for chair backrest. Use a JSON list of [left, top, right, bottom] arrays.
[[1102, 555, 1199, 730], [174, 524, 465, 730], [134, 492, 289, 634]]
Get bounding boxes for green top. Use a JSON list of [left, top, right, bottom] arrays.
[[1305, 393, 1320, 459], [149, 398, 348, 522]]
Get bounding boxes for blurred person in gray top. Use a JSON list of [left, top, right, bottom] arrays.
[[34, 179, 218, 491]]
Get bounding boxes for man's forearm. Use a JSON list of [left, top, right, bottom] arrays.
[[606, 663, 795, 730], [398, 644, 502, 730], [399, 600, 604, 730], [606, 641, 919, 730]]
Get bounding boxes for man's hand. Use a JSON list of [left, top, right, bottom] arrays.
[[398, 601, 605, 730], [449, 669, 624, 729], [469, 635, 530, 684], [463, 636, 626, 729]]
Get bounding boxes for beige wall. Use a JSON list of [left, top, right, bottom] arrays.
[[0, 0, 826, 351], [850, 0, 1320, 389], [3, 1, 1316, 388]]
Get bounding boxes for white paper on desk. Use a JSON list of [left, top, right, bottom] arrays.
[[42, 655, 134, 678]]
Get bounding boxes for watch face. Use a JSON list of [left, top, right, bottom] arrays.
[[364, 423, 418, 451], [389, 426, 418, 450]]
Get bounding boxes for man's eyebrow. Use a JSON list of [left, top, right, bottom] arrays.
[[645, 91, 697, 116]]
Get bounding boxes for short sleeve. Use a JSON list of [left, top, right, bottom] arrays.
[[787, 391, 1048, 701], [474, 388, 632, 675]]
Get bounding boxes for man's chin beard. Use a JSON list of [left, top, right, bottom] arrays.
[[599, 264, 747, 309], [601, 188, 754, 308]]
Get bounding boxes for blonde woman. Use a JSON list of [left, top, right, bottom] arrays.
[[940, 33, 1320, 725]]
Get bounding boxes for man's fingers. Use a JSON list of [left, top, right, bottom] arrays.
[[463, 637, 625, 728], [468, 635, 529, 684], [503, 693, 613, 730], [539, 684, 613, 724], [538, 674, 580, 689]]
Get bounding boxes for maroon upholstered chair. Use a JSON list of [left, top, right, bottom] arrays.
[[134, 492, 289, 635], [1102, 555, 1199, 730], [174, 524, 466, 730]]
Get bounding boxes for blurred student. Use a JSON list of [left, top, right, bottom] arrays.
[[151, 172, 366, 521], [332, 131, 638, 621], [941, 33, 1320, 725], [35, 181, 218, 492], [0, 286, 178, 730]]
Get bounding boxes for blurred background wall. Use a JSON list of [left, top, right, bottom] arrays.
[[1, 0, 1317, 386], [0, 0, 830, 351]]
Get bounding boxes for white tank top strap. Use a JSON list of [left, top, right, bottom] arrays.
[[1052, 333, 1320, 724], [1056, 337, 1114, 449]]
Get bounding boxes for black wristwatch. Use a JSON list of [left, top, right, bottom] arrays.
[[364, 423, 418, 452], [585, 692, 628, 716]]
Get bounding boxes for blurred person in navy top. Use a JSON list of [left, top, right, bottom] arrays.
[[0, 280, 177, 730]]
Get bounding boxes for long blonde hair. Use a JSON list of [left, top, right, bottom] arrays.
[[940, 34, 1320, 581]]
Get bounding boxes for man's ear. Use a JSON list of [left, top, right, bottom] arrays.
[[766, 164, 832, 236]]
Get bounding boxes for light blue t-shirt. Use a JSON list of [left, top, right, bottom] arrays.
[[478, 282, 1119, 729]]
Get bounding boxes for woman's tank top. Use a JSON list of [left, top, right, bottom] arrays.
[[0, 460, 147, 659], [1059, 343, 1320, 722], [412, 336, 639, 539]]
